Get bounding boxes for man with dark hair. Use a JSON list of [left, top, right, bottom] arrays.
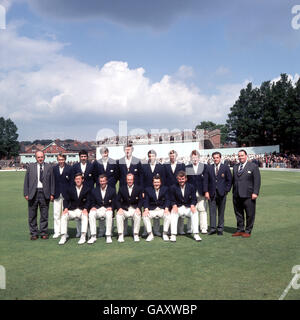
[[164, 150, 185, 187], [143, 174, 171, 242], [52, 153, 72, 238], [116, 173, 143, 243], [140, 149, 166, 237], [88, 174, 116, 244], [72, 149, 97, 237], [24, 150, 55, 240], [169, 171, 202, 242], [118, 144, 142, 187], [232, 149, 261, 237], [204, 152, 232, 236], [59, 173, 89, 245]]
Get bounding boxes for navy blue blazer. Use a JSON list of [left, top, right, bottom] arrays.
[[118, 156, 142, 187], [186, 163, 208, 196], [89, 185, 116, 210], [72, 161, 97, 190], [140, 162, 166, 190], [53, 164, 73, 199], [203, 163, 232, 198], [143, 186, 170, 210], [94, 158, 119, 188], [116, 185, 144, 210], [169, 182, 197, 207], [63, 185, 90, 211], [164, 162, 185, 187]]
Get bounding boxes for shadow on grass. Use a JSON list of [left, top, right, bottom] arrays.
[[224, 226, 236, 234]]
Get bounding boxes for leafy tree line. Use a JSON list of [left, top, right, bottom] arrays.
[[0, 117, 20, 159], [196, 73, 300, 153]]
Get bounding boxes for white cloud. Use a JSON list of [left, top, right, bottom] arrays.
[[0, 23, 250, 139]]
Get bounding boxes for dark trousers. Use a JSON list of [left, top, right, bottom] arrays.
[[28, 190, 50, 236], [233, 196, 256, 234], [208, 191, 226, 232]]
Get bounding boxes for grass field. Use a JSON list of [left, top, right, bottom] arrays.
[[0, 170, 299, 300]]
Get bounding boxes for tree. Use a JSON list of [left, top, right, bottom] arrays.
[[0, 117, 20, 159]]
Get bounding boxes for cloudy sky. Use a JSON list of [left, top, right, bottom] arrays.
[[0, 0, 300, 141]]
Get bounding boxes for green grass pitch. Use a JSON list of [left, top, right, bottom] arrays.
[[0, 170, 299, 300]]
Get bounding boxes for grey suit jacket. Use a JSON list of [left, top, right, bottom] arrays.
[[23, 162, 55, 200], [232, 161, 261, 198]]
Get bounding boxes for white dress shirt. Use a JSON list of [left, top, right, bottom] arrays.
[[150, 162, 156, 173], [128, 184, 134, 196], [125, 157, 132, 169], [37, 163, 44, 188], [101, 186, 107, 199], [76, 185, 82, 198], [180, 185, 185, 197], [155, 188, 160, 199], [102, 158, 108, 171], [59, 166, 64, 175], [80, 163, 87, 174], [171, 162, 177, 174]]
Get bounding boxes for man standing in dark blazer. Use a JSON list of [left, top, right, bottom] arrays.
[[94, 146, 119, 189], [204, 152, 232, 236], [186, 150, 209, 234], [118, 143, 142, 187], [116, 173, 143, 243], [72, 149, 97, 237], [232, 150, 261, 238], [52, 153, 72, 238], [23, 151, 55, 240], [164, 150, 185, 187]]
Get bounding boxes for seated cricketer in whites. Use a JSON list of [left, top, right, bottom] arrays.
[[164, 149, 186, 235], [94, 146, 119, 238], [88, 174, 116, 244], [115, 173, 143, 243], [118, 143, 142, 237], [71, 149, 97, 238], [23, 150, 55, 240], [52, 153, 73, 239], [185, 150, 209, 234], [169, 171, 202, 242], [59, 173, 89, 245], [140, 149, 167, 238], [142, 174, 171, 242]]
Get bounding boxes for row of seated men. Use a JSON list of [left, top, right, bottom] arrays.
[[53, 145, 232, 244]]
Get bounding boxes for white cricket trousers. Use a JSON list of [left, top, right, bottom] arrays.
[[143, 208, 171, 234], [61, 209, 88, 235], [89, 207, 113, 237], [116, 207, 141, 235], [170, 206, 199, 235], [53, 195, 64, 235]]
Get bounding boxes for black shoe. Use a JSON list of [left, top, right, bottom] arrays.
[[217, 231, 223, 236], [208, 230, 217, 235]]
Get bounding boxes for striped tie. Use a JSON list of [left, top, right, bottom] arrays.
[[238, 163, 243, 175]]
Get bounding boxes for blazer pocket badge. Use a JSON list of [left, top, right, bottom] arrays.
[[247, 171, 252, 174], [134, 169, 138, 172], [89, 174, 92, 176], [110, 169, 114, 172], [136, 197, 139, 200], [83, 198, 86, 202], [221, 173, 225, 177], [109, 200, 112, 203]]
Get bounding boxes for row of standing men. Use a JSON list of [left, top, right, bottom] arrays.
[[23, 145, 261, 244]]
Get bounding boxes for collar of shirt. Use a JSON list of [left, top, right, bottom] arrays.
[[125, 157, 132, 167], [180, 185, 185, 195], [59, 166, 64, 174]]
